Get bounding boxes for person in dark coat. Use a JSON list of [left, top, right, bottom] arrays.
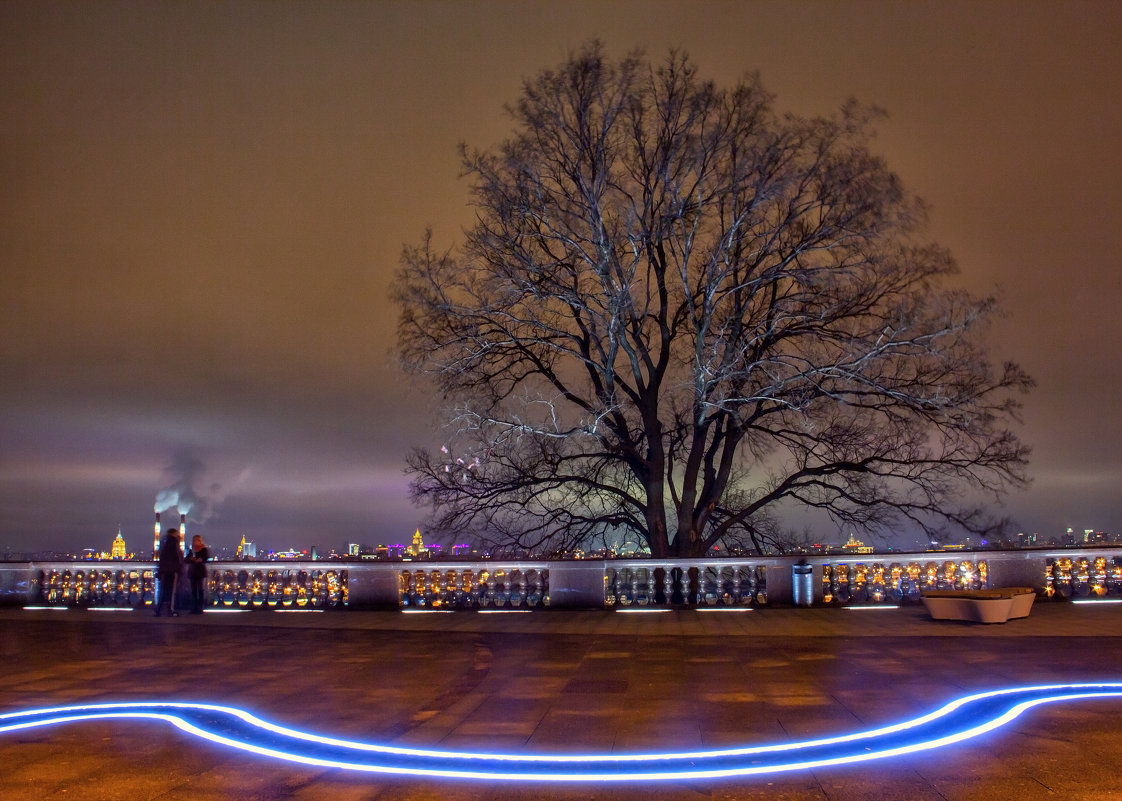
[[186, 534, 210, 614], [155, 528, 184, 616]]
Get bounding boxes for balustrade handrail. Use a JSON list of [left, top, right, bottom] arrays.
[[3, 547, 1121, 610]]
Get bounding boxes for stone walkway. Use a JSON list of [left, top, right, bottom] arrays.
[[1, 601, 1120, 800]]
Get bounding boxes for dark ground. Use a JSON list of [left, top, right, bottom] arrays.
[[1, 602, 1121, 800]]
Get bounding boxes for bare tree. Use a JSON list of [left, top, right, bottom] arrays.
[[394, 43, 1032, 558]]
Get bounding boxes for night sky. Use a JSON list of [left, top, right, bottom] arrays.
[[2, 1, 1120, 556]]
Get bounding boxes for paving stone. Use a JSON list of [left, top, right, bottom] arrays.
[[0, 602, 1119, 800]]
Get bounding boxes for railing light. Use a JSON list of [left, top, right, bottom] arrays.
[[402, 609, 452, 614], [697, 607, 753, 612], [478, 609, 531, 614], [87, 607, 133, 612], [204, 608, 251, 614], [843, 605, 900, 610], [1072, 598, 1122, 605], [22, 606, 67, 611], [615, 608, 670, 613]]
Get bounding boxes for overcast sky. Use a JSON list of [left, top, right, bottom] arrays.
[[2, 0, 1119, 555]]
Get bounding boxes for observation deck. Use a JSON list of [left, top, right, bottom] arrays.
[[1, 595, 1121, 800]]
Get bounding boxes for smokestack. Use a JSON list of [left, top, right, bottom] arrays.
[[154, 512, 161, 561], [180, 512, 187, 554]]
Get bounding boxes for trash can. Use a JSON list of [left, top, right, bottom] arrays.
[[792, 562, 814, 607]]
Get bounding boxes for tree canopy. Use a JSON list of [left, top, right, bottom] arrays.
[[394, 43, 1031, 558]]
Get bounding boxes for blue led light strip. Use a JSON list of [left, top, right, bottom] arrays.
[[2, 683, 1120, 781]]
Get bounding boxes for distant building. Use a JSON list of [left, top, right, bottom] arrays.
[[408, 529, 429, 558], [842, 534, 874, 554], [111, 529, 127, 559], [928, 540, 967, 551], [236, 534, 257, 559]]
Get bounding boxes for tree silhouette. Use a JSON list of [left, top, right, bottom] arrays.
[[394, 43, 1031, 558]]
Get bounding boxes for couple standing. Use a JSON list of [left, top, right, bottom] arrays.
[[154, 528, 210, 615]]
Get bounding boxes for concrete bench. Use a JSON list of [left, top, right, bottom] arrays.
[[921, 587, 1036, 624]]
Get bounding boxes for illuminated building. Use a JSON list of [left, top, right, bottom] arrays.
[[111, 529, 127, 560], [236, 534, 257, 559], [842, 534, 874, 554], [409, 529, 427, 558]]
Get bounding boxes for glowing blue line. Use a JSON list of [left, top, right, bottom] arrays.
[[2, 684, 1119, 781]]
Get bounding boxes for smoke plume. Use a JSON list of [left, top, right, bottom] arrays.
[[153, 450, 209, 521]]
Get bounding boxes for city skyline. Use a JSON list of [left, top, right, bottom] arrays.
[[3, 2, 1121, 554], [20, 501, 1122, 562]]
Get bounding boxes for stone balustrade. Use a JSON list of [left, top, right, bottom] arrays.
[[2, 548, 1121, 610]]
